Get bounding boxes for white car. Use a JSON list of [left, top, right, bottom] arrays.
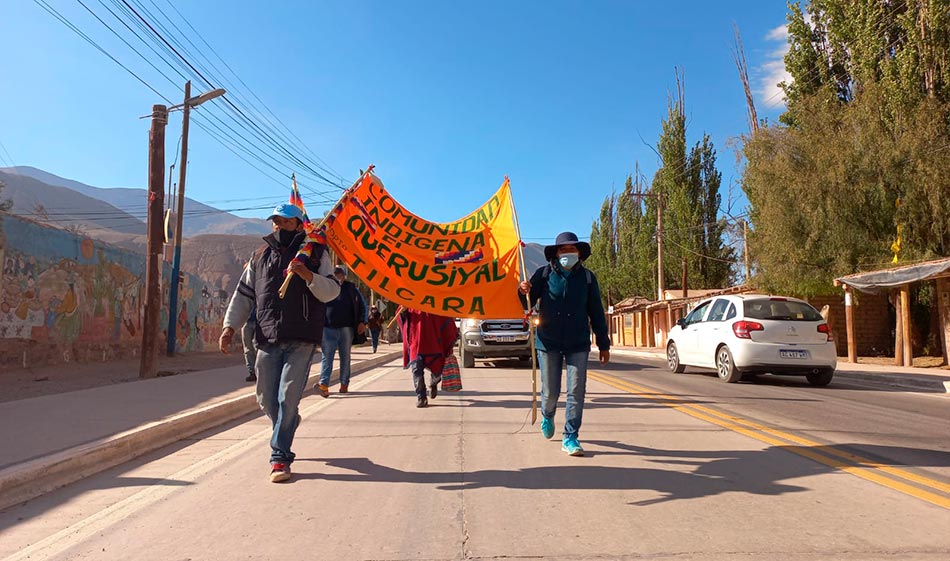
[[666, 295, 837, 386]]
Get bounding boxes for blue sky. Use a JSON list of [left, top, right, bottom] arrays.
[[0, 1, 792, 243]]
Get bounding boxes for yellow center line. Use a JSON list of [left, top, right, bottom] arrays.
[[601, 373, 950, 494], [589, 370, 950, 509]]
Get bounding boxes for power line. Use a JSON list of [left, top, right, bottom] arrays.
[[33, 0, 172, 103], [40, 0, 343, 204], [0, 139, 16, 168], [118, 0, 344, 190], [92, 0, 339, 194], [153, 0, 347, 184], [665, 237, 742, 265]]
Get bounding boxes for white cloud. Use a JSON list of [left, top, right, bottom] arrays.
[[765, 24, 788, 42], [758, 25, 793, 108]]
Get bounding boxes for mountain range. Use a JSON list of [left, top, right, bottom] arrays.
[[0, 166, 548, 291], [0, 166, 273, 237]]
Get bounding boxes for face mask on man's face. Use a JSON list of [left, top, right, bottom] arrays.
[[277, 228, 297, 246], [559, 252, 579, 269]]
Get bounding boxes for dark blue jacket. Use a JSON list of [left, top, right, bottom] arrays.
[[325, 280, 366, 328], [522, 263, 610, 353]]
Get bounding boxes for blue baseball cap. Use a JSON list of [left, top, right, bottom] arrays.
[[267, 203, 304, 222]]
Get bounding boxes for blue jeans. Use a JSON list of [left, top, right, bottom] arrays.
[[241, 320, 256, 375], [538, 349, 589, 439], [370, 328, 381, 352], [320, 326, 354, 386], [255, 341, 316, 464]]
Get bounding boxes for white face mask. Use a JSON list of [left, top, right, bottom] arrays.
[[558, 253, 579, 269]]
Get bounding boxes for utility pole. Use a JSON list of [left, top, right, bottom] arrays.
[[165, 82, 225, 356], [167, 81, 191, 356], [633, 184, 665, 302], [743, 219, 751, 282], [140, 104, 167, 379], [656, 192, 665, 301], [682, 256, 688, 299]]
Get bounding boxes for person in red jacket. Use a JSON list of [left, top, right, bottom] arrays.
[[397, 308, 458, 408]]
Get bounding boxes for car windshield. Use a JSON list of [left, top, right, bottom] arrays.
[[743, 299, 822, 321]]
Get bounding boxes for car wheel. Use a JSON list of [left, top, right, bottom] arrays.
[[716, 345, 742, 383], [461, 346, 475, 368], [806, 369, 834, 387], [667, 342, 685, 373]]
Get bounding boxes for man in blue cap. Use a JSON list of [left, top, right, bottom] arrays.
[[220, 203, 340, 482], [518, 231, 610, 456]]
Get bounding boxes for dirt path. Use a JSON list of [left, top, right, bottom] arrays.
[[0, 351, 246, 403]]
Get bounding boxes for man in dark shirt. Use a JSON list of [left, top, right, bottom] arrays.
[[316, 265, 367, 396]]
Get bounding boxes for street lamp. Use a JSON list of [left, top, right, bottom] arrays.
[[178, 88, 226, 109], [166, 81, 226, 356]]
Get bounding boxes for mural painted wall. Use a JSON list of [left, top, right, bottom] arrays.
[[0, 214, 225, 369]]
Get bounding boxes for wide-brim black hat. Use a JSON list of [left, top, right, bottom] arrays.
[[544, 231, 591, 261]]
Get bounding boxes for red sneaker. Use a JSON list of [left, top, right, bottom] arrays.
[[270, 462, 291, 483]]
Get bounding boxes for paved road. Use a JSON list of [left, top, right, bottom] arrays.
[[2, 354, 949, 560]]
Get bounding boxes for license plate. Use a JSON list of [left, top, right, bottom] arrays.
[[779, 349, 808, 359], [494, 335, 516, 343]]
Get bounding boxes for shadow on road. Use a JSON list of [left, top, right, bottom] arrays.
[[290, 446, 811, 505], [293, 439, 950, 506]]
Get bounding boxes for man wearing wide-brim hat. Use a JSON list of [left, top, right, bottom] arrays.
[[518, 231, 610, 456]]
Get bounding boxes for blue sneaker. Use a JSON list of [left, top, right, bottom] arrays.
[[540, 417, 554, 439], [561, 436, 584, 456]]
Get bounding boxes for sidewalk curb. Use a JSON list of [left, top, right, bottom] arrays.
[[833, 370, 950, 393], [0, 350, 401, 512], [609, 348, 950, 393]]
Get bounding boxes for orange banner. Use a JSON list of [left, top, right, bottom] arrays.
[[323, 173, 524, 319]]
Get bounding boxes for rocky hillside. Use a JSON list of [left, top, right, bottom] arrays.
[[0, 170, 146, 235], [180, 234, 267, 291]]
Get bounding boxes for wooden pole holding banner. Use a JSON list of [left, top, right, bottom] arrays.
[[278, 167, 373, 298], [387, 305, 404, 330], [506, 178, 538, 425]]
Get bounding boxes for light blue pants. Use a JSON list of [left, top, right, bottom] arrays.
[[320, 326, 354, 386], [538, 349, 589, 439], [255, 341, 316, 464]]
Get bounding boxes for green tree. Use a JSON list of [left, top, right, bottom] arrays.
[[586, 194, 617, 304], [589, 73, 734, 301], [651, 79, 735, 293], [743, 0, 950, 295], [614, 172, 656, 300]]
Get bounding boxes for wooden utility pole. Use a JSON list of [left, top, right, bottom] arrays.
[[743, 220, 751, 281], [844, 286, 856, 363], [894, 289, 904, 366], [681, 257, 688, 299], [656, 192, 665, 301], [900, 285, 913, 366], [140, 104, 167, 379], [937, 277, 950, 366], [167, 81, 191, 356]]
